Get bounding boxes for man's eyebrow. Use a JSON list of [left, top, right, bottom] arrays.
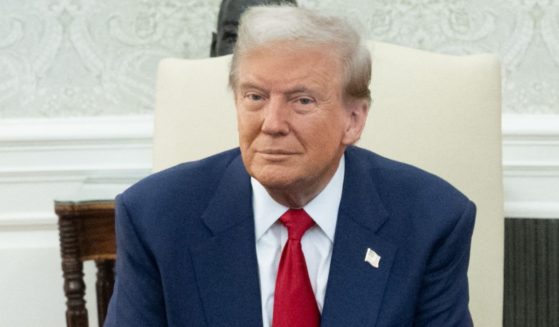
[[238, 83, 316, 95], [238, 82, 267, 92]]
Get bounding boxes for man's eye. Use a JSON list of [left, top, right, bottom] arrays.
[[246, 93, 263, 101], [292, 96, 317, 114], [297, 97, 314, 105]]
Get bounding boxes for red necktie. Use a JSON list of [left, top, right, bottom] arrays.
[[272, 209, 320, 327]]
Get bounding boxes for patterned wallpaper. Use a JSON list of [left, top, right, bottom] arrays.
[[0, 0, 558, 118]]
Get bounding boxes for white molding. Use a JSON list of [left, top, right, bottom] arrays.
[[503, 161, 559, 176], [0, 115, 153, 144], [504, 202, 559, 219], [502, 113, 559, 139], [0, 116, 154, 232], [501, 114, 559, 219], [0, 166, 151, 183], [0, 212, 57, 230]]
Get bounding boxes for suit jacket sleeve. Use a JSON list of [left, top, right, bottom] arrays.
[[414, 200, 476, 327], [104, 194, 167, 326]]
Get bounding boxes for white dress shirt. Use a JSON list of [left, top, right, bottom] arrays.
[[252, 156, 345, 327]]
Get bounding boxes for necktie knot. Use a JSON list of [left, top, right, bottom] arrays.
[[280, 209, 315, 241]]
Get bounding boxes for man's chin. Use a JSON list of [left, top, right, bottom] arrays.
[[255, 177, 294, 190], [251, 172, 300, 192]]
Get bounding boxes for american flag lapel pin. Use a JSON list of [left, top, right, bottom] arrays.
[[364, 248, 381, 268]]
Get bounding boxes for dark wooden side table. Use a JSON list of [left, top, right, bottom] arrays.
[[55, 199, 117, 327]]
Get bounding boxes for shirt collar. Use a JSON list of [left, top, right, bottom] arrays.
[[252, 155, 345, 243]]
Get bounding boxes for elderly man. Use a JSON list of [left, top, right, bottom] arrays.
[[105, 5, 475, 327]]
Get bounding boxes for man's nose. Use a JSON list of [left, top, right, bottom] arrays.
[[261, 97, 290, 136]]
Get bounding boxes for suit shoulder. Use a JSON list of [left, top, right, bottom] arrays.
[[120, 148, 241, 207], [348, 146, 473, 217]]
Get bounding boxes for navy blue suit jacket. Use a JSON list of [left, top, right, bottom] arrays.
[[105, 146, 475, 326]]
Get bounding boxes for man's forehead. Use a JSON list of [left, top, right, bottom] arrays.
[[243, 47, 339, 72], [242, 41, 336, 61], [236, 45, 341, 86], [237, 69, 340, 99]]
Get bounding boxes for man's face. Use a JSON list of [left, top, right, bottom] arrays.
[[235, 43, 367, 196]]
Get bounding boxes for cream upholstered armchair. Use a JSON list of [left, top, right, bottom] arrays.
[[152, 41, 503, 327]]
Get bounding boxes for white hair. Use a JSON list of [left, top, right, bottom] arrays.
[[229, 5, 372, 102]]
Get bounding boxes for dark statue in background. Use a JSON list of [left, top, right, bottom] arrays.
[[211, 0, 298, 57]]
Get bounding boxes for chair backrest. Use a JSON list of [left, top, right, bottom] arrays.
[[56, 200, 116, 327], [153, 41, 503, 327]]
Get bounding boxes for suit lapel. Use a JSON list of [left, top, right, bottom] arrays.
[[189, 155, 263, 327], [321, 148, 398, 327]]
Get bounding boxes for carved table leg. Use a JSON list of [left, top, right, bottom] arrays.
[[95, 260, 115, 327], [59, 216, 89, 327]]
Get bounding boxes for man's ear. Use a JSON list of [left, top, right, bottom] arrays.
[[342, 99, 369, 145], [210, 32, 217, 57]]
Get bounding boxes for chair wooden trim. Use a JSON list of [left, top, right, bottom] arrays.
[[56, 200, 116, 327]]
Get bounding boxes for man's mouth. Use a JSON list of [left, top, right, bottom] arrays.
[[259, 149, 297, 155]]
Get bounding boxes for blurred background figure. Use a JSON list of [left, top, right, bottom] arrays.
[[210, 0, 298, 57]]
